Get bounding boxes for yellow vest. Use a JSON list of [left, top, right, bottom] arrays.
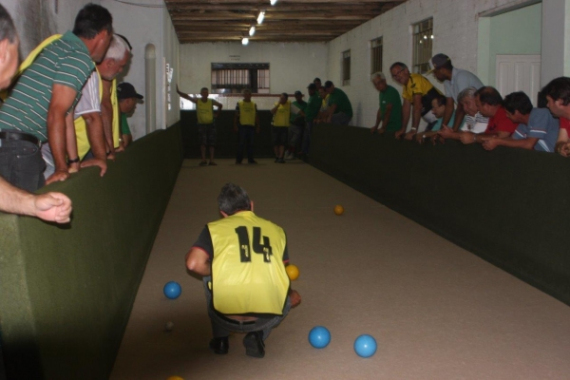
[[238, 100, 256, 126], [0, 34, 62, 100], [197, 98, 214, 124], [272, 101, 290, 127], [111, 79, 120, 148], [208, 211, 290, 315], [74, 68, 103, 160]]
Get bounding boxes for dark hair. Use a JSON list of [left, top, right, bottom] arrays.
[[439, 60, 453, 71], [281, 92, 288, 100], [313, 77, 321, 83], [324, 80, 334, 89], [390, 62, 407, 71], [0, 5, 17, 44], [432, 93, 447, 107], [73, 3, 113, 39], [475, 86, 503, 106], [308, 83, 317, 90], [503, 92, 533, 115], [218, 183, 251, 215], [541, 77, 570, 106]]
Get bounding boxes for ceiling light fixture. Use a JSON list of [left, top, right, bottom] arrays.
[[257, 10, 265, 25], [270, 0, 278, 5], [249, 25, 256, 36], [242, 37, 249, 46]]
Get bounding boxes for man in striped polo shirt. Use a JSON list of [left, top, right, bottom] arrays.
[[0, 4, 113, 192]]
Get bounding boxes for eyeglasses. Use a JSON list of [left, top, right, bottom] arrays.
[[391, 67, 405, 79]]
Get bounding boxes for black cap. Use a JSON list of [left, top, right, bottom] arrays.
[[294, 90, 303, 96], [117, 82, 143, 100]]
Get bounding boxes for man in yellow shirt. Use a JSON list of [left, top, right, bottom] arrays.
[[186, 183, 301, 358], [234, 89, 260, 164], [177, 86, 223, 166], [389, 62, 442, 140], [270, 93, 291, 163]]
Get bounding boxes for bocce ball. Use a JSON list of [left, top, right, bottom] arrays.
[[166, 376, 184, 380], [334, 205, 344, 215], [354, 334, 377, 358], [286, 264, 300, 280], [308, 326, 331, 348], [163, 281, 182, 299], [165, 321, 174, 331]]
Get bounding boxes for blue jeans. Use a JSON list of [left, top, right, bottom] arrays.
[[0, 139, 45, 192], [236, 125, 255, 163], [202, 276, 291, 341]]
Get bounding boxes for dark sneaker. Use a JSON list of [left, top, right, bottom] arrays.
[[199, 161, 208, 166], [235, 161, 242, 165], [209, 161, 217, 166], [209, 337, 229, 355], [248, 160, 258, 164], [243, 331, 265, 358], [274, 157, 279, 163], [277, 158, 285, 164]]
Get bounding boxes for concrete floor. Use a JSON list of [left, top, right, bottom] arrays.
[[110, 159, 570, 380]]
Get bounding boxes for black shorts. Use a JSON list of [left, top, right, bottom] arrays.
[[272, 127, 288, 146], [198, 123, 217, 147]]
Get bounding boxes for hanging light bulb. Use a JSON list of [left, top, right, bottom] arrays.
[[270, 0, 278, 5], [249, 25, 256, 36], [242, 37, 249, 46], [257, 10, 265, 25]]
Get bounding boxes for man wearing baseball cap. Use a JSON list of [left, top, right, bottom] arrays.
[[429, 53, 483, 132], [117, 82, 143, 149]]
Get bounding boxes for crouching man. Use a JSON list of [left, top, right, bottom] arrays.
[[186, 183, 302, 358]]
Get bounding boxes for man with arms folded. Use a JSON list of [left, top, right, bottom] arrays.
[[370, 72, 402, 135]]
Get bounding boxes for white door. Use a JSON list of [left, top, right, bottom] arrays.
[[495, 54, 541, 106]]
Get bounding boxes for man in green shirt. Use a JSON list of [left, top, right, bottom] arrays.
[[370, 72, 402, 134], [301, 83, 321, 157], [285, 90, 307, 160], [117, 82, 144, 149], [323, 80, 353, 125]]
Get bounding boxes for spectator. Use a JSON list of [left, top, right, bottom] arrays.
[[177, 85, 223, 166], [98, 35, 131, 159], [459, 86, 517, 145], [271, 93, 291, 163], [322, 80, 353, 125], [389, 62, 441, 140], [315, 86, 329, 123], [285, 90, 307, 160], [370, 72, 402, 135], [185, 183, 301, 358], [313, 77, 322, 91], [301, 83, 321, 158], [439, 87, 488, 141], [234, 89, 260, 164], [482, 91, 559, 152], [0, 4, 73, 223], [415, 93, 454, 143], [0, 4, 113, 191], [429, 54, 484, 131], [117, 82, 144, 149], [541, 77, 570, 156]]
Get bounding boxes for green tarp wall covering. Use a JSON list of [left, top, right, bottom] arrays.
[[0, 124, 183, 379]]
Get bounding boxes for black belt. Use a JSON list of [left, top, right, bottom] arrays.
[[0, 130, 41, 146]]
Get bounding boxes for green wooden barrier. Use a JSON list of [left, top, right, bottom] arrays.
[[0, 124, 183, 379], [310, 124, 570, 306]]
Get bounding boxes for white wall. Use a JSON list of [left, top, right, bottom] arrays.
[[327, 0, 530, 128], [179, 42, 327, 109]]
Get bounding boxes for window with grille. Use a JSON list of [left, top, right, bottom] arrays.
[[210, 63, 270, 93], [412, 18, 433, 74], [370, 37, 383, 74], [342, 50, 351, 86]]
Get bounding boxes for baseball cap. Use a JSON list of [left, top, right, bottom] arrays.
[[294, 90, 303, 96], [427, 53, 450, 73], [117, 82, 143, 100]]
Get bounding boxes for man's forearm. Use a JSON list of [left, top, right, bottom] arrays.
[[0, 177, 36, 216], [84, 113, 107, 160], [47, 111, 69, 172], [495, 137, 536, 150], [101, 99, 114, 152], [401, 101, 411, 132], [382, 106, 392, 129], [442, 99, 454, 126]]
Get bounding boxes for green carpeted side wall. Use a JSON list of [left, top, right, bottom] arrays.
[[0, 124, 183, 379], [180, 110, 277, 159], [310, 124, 570, 306]]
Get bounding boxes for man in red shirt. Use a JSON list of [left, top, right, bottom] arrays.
[[541, 77, 570, 156], [459, 86, 517, 145]]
